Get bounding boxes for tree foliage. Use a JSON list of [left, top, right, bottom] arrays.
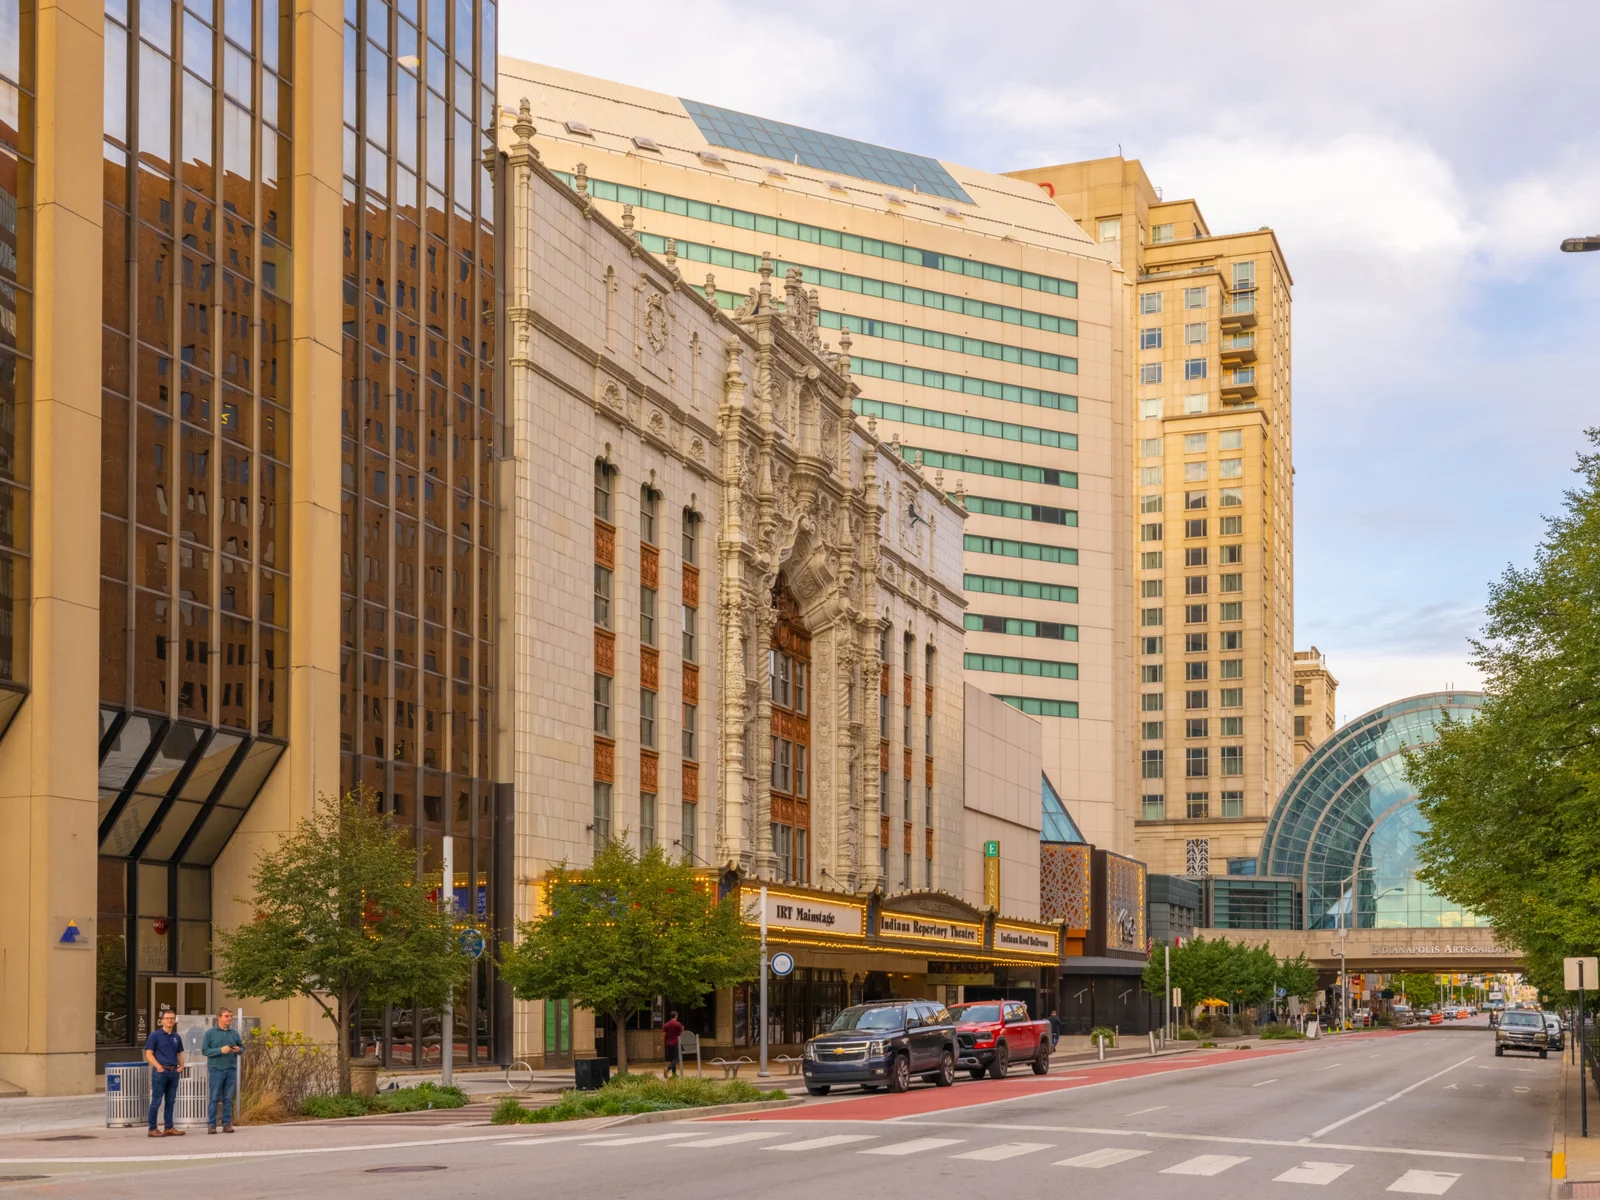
[[500, 839, 759, 1072], [1409, 429, 1600, 1002], [214, 790, 472, 1093], [1390, 973, 1439, 1008], [1141, 936, 1304, 1013]]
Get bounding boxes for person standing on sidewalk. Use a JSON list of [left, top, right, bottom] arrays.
[[143, 1010, 186, 1137], [202, 1008, 245, 1133], [662, 1012, 684, 1078]]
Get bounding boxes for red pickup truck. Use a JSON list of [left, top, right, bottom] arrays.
[[948, 1000, 1053, 1079]]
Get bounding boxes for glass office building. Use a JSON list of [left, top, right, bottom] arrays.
[[1257, 692, 1486, 931], [79, 0, 503, 1071]]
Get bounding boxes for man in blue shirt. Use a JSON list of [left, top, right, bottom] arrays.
[[201, 1008, 244, 1133], [143, 1009, 186, 1137]]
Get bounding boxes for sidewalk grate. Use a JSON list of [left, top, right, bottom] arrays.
[[1568, 1183, 1600, 1199]]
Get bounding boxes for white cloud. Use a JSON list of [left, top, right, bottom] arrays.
[[1330, 651, 1485, 729]]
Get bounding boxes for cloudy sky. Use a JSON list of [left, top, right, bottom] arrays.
[[504, 0, 1600, 721]]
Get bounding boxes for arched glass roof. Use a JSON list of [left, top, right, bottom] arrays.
[[1257, 692, 1487, 931]]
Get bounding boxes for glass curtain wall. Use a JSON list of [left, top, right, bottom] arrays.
[[96, 0, 292, 1064], [340, 0, 498, 1066], [0, 0, 33, 733]]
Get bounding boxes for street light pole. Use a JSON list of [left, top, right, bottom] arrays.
[[758, 884, 770, 1078], [1560, 236, 1600, 252]]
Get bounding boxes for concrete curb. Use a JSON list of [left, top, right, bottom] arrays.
[[611, 1098, 805, 1126]]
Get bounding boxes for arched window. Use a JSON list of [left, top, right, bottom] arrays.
[[769, 579, 811, 885]]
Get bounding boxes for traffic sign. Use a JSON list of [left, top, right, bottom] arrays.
[[1564, 957, 1598, 990], [1276, 987, 1286, 998], [458, 928, 485, 959], [771, 951, 795, 977]]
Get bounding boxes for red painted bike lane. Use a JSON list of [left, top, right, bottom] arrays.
[[716, 1044, 1313, 1122]]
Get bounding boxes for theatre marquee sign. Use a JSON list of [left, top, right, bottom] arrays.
[[879, 913, 983, 946], [1367, 943, 1510, 956], [742, 890, 866, 938]]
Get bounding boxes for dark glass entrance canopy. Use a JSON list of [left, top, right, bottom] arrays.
[[1257, 692, 1486, 931]]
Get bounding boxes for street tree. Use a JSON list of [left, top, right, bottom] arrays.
[[1142, 936, 1280, 1020], [1391, 973, 1440, 1009], [1409, 429, 1600, 999], [214, 790, 472, 1094], [500, 839, 759, 1072], [1276, 953, 1319, 1005]]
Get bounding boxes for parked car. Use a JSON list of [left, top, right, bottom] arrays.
[[1544, 1013, 1565, 1051], [948, 1000, 1053, 1079], [1391, 1004, 1414, 1025], [1495, 1009, 1549, 1058], [1442, 1007, 1456, 1020], [801, 1000, 957, 1095]]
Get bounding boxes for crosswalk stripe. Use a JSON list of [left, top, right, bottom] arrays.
[[1275, 1161, 1354, 1185], [1387, 1170, 1460, 1195], [950, 1142, 1055, 1162], [860, 1137, 966, 1156], [672, 1131, 786, 1148], [582, 1131, 705, 1146], [1161, 1154, 1252, 1176], [1054, 1147, 1150, 1169], [765, 1134, 878, 1152]]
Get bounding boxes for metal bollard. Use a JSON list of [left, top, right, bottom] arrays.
[[1097, 1034, 1106, 1061], [1149, 1030, 1157, 1055]]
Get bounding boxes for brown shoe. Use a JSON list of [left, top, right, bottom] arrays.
[[207, 1126, 217, 1134], [222, 1125, 235, 1133], [165, 1128, 185, 1136], [148, 1130, 163, 1138]]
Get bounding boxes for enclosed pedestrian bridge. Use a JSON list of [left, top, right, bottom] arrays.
[[1192, 692, 1523, 975]]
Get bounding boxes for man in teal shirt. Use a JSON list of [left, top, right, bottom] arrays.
[[202, 1008, 245, 1133]]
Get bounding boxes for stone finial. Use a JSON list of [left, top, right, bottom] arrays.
[[913, 450, 925, 469], [575, 162, 589, 197], [838, 324, 853, 358], [867, 415, 878, 440], [934, 469, 944, 491], [758, 251, 774, 306], [513, 97, 535, 143], [953, 478, 967, 509], [621, 204, 635, 234], [890, 431, 901, 454], [704, 273, 717, 303], [784, 266, 804, 314], [665, 237, 679, 273]]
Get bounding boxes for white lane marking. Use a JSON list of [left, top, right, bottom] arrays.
[[765, 1134, 878, 1152], [1306, 1056, 1476, 1140], [500, 1134, 632, 1146], [1252, 1078, 1280, 1087], [1276, 1161, 1354, 1185], [893, 1120, 1524, 1163], [1162, 1153, 1251, 1176], [1126, 1105, 1168, 1116], [950, 1142, 1054, 1161], [1055, 1147, 1149, 1168], [1313, 1063, 1344, 1072], [583, 1131, 706, 1146], [1387, 1169, 1460, 1194], [859, 1137, 965, 1156], [0, 1131, 556, 1165], [671, 1131, 785, 1148]]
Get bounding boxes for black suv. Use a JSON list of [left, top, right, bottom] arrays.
[[802, 1000, 957, 1095]]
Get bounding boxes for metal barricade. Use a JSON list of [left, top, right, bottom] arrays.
[[106, 1062, 212, 1128]]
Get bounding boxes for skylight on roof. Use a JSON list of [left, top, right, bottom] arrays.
[[679, 98, 974, 205], [565, 120, 593, 137]]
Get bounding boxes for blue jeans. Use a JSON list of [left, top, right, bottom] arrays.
[[208, 1068, 237, 1127], [148, 1067, 181, 1130]]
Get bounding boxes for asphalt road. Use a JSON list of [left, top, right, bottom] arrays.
[[1, 1028, 1557, 1199]]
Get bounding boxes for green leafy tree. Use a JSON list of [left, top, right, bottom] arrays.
[[500, 839, 759, 1072], [1409, 429, 1600, 1000], [1143, 936, 1279, 1018], [1391, 973, 1439, 1008], [214, 790, 472, 1094], [1276, 953, 1319, 1005]]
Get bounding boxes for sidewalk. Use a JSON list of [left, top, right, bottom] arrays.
[[1552, 1043, 1600, 1197]]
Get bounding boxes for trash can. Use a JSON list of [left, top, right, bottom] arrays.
[[574, 1058, 611, 1091], [106, 1062, 149, 1128], [175, 1063, 211, 1128]]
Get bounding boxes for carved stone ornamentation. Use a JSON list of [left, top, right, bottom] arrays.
[[601, 380, 624, 414], [644, 292, 669, 353]]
